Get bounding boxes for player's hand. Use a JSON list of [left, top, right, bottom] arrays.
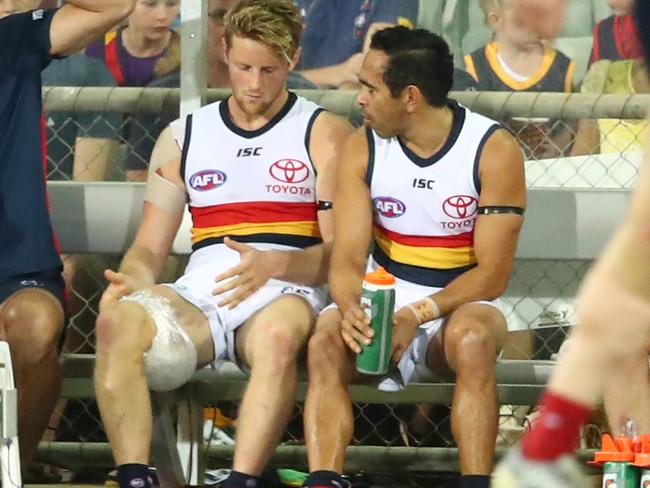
[[99, 269, 137, 312], [391, 306, 420, 366], [212, 237, 280, 309], [340, 303, 372, 353]]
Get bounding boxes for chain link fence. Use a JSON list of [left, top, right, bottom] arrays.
[[42, 88, 646, 479]]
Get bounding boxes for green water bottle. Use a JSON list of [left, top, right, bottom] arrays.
[[594, 432, 639, 488], [602, 462, 639, 487], [356, 267, 396, 375], [640, 469, 650, 488]]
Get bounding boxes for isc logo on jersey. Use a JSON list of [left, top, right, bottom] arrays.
[[373, 197, 406, 218], [189, 170, 227, 191]]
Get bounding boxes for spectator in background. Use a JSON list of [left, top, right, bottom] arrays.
[[124, 0, 316, 180], [452, 68, 478, 91], [0, 0, 135, 473], [463, 0, 575, 158], [589, 0, 642, 66], [294, 0, 418, 89], [571, 58, 648, 156], [85, 0, 180, 87], [43, 54, 121, 181], [86, 0, 180, 181], [465, 0, 574, 94]]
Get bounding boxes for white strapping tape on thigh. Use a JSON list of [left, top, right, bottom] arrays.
[[121, 290, 197, 392]]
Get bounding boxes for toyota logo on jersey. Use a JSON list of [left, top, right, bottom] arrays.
[[189, 169, 227, 191], [442, 195, 478, 219], [373, 197, 406, 218], [269, 159, 309, 183]]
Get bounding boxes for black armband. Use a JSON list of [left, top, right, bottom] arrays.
[[317, 200, 333, 211], [476, 206, 525, 215]]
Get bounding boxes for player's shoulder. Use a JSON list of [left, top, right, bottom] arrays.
[[480, 125, 522, 165], [309, 109, 354, 141]]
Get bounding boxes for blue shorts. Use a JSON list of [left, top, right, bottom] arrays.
[[0, 268, 66, 308]]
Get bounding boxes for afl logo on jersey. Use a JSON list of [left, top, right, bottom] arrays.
[[269, 159, 309, 184], [373, 197, 406, 218], [189, 170, 227, 191], [442, 195, 478, 219]]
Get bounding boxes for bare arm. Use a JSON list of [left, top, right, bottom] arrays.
[[298, 53, 364, 89], [410, 129, 526, 322], [100, 126, 186, 309], [49, 0, 135, 57], [362, 22, 393, 52], [72, 137, 118, 181], [589, 152, 650, 300], [299, 21, 395, 89], [328, 128, 374, 313], [270, 111, 353, 285], [327, 128, 376, 352], [570, 118, 600, 156]]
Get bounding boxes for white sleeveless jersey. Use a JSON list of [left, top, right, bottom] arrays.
[[170, 93, 324, 261], [368, 100, 501, 287]]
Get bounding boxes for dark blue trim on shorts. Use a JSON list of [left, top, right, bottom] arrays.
[[0, 268, 66, 308]]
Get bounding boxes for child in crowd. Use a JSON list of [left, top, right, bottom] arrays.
[[464, 0, 575, 158], [590, 0, 642, 66], [86, 0, 180, 86]]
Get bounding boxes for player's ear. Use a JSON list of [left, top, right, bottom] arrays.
[[289, 46, 301, 71]]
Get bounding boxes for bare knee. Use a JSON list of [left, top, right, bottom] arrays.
[[2, 291, 63, 365], [250, 321, 305, 371], [307, 325, 349, 381], [95, 301, 154, 356], [446, 317, 501, 378]]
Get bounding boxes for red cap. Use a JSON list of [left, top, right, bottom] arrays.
[[364, 267, 395, 285]]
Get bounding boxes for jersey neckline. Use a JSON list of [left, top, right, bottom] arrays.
[[219, 91, 298, 139], [397, 99, 466, 168]]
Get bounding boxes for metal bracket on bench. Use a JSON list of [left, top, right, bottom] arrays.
[[0, 342, 21, 488], [151, 386, 204, 488]]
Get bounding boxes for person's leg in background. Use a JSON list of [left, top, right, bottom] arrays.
[[0, 283, 65, 468], [493, 137, 650, 487]]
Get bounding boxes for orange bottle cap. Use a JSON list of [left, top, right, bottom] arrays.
[[592, 434, 636, 464], [364, 267, 396, 285], [633, 434, 650, 467]]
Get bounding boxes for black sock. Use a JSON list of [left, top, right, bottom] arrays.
[[303, 470, 347, 488], [459, 474, 491, 488], [117, 463, 152, 488], [224, 470, 261, 488]]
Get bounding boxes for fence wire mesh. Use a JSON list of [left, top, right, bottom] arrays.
[[43, 88, 639, 477]]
